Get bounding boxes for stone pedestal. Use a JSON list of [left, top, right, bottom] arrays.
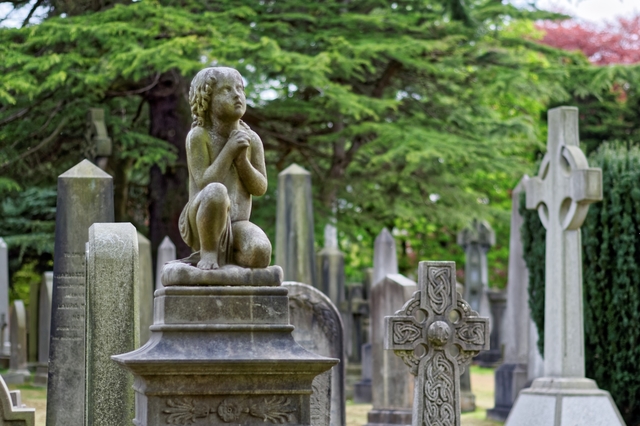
[[113, 266, 337, 426]]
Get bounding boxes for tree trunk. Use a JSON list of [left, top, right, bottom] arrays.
[[146, 71, 192, 260]]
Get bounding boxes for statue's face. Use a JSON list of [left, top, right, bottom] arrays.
[[210, 70, 246, 122]]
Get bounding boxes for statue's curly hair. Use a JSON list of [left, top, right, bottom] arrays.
[[189, 68, 218, 129]]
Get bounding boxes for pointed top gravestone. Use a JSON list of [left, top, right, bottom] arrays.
[[276, 163, 317, 287], [47, 159, 114, 426], [372, 228, 398, 287], [155, 236, 176, 291], [316, 223, 345, 306], [385, 261, 490, 426], [0, 239, 8, 355], [506, 106, 624, 426]]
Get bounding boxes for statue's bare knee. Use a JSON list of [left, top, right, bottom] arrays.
[[200, 183, 229, 209], [233, 224, 271, 268]]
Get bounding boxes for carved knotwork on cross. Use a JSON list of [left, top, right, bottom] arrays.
[[384, 261, 489, 426]]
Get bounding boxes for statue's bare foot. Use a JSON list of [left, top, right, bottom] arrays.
[[197, 251, 219, 270]]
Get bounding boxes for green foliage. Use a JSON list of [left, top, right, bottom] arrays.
[[519, 190, 545, 356], [582, 142, 640, 424], [521, 142, 640, 424]]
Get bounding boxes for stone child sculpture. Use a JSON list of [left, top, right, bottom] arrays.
[[179, 67, 271, 270]]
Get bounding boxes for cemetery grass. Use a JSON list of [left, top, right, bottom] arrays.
[[346, 366, 503, 426], [6, 366, 502, 426]]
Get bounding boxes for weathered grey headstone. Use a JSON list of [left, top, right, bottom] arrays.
[[367, 274, 416, 426], [27, 278, 39, 364], [488, 177, 537, 421], [0, 375, 35, 425], [47, 159, 114, 426], [137, 232, 153, 346], [345, 284, 368, 363], [458, 219, 497, 365], [33, 272, 53, 386], [372, 229, 398, 287], [284, 282, 345, 426], [506, 106, 624, 426], [276, 164, 317, 287], [155, 236, 176, 291], [457, 281, 476, 413], [86, 223, 139, 426], [0, 239, 9, 356], [384, 261, 490, 426], [484, 289, 507, 364], [354, 343, 372, 403], [316, 224, 345, 307], [3, 301, 29, 384]]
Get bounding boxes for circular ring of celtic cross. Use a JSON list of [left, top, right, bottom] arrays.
[[427, 320, 451, 346]]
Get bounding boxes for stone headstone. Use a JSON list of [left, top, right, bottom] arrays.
[[372, 229, 398, 287], [353, 343, 372, 403], [27, 277, 39, 364], [316, 224, 345, 307], [33, 272, 53, 386], [384, 261, 490, 426], [345, 284, 368, 363], [488, 177, 538, 421], [0, 375, 35, 425], [86, 223, 139, 426], [484, 289, 507, 364], [506, 106, 624, 426], [0, 239, 9, 355], [47, 159, 114, 426], [457, 281, 476, 413], [284, 282, 345, 426], [137, 232, 153, 346], [276, 164, 317, 287], [155, 236, 176, 291], [3, 301, 29, 384], [366, 274, 416, 426]]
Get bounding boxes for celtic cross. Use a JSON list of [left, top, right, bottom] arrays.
[[525, 106, 602, 378], [384, 261, 489, 426]]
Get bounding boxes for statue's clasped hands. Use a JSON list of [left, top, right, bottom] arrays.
[[229, 129, 250, 163]]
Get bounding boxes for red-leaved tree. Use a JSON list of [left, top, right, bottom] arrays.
[[537, 15, 640, 65]]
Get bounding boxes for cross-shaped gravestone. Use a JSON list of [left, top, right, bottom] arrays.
[[525, 106, 601, 378], [384, 261, 489, 426]]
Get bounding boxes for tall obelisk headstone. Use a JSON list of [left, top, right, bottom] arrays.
[[276, 164, 317, 287], [366, 228, 416, 426], [33, 272, 53, 386], [0, 239, 9, 355], [155, 236, 176, 291], [137, 232, 153, 346], [457, 281, 476, 413], [86, 223, 139, 426], [47, 159, 113, 426], [488, 177, 536, 421], [316, 224, 345, 307], [506, 107, 624, 426]]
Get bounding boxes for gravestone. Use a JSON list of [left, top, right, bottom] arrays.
[[457, 281, 476, 413], [137, 232, 153, 346], [0, 375, 35, 426], [0, 239, 9, 356], [488, 177, 539, 421], [345, 284, 368, 363], [316, 224, 345, 307], [353, 343, 372, 403], [484, 289, 507, 365], [155, 236, 176, 291], [506, 107, 624, 426], [276, 164, 317, 287], [457, 219, 496, 365], [284, 282, 345, 426], [384, 261, 489, 426], [3, 301, 29, 384], [372, 229, 398, 287], [86, 223, 139, 426], [27, 278, 40, 364], [47, 159, 114, 426], [33, 271, 53, 386], [367, 228, 416, 426]]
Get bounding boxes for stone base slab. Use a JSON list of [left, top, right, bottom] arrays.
[[161, 262, 283, 287], [365, 408, 412, 426], [505, 377, 625, 426]]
